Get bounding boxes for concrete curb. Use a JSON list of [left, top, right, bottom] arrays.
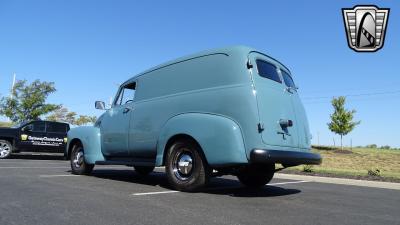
[[275, 173, 400, 190]]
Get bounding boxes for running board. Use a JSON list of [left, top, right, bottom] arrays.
[[96, 158, 155, 167]]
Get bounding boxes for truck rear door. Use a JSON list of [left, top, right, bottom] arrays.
[[45, 122, 68, 150], [248, 52, 299, 149], [280, 71, 311, 149]]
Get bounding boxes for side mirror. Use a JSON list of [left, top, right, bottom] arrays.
[[95, 101, 106, 110]]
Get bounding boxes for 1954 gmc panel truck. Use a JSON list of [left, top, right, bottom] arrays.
[[66, 46, 321, 191]]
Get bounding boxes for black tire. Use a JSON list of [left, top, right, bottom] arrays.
[[134, 166, 155, 175], [70, 144, 94, 175], [237, 164, 275, 188], [0, 140, 12, 159], [166, 139, 210, 192]]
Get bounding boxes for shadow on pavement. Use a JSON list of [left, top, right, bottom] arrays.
[[91, 169, 170, 187], [204, 177, 301, 197], [90, 169, 301, 197]]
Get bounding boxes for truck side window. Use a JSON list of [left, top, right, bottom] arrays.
[[281, 70, 296, 89], [31, 122, 46, 132], [46, 123, 67, 133], [256, 60, 281, 83], [115, 82, 136, 106]]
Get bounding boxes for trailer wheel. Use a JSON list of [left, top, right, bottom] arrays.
[[166, 139, 209, 191], [0, 140, 12, 159], [70, 144, 94, 175]]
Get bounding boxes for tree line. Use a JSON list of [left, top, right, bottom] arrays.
[[0, 79, 96, 125]]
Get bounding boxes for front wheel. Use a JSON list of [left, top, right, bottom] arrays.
[[70, 144, 94, 175], [166, 139, 210, 192], [0, 140, 13, 159], [237, 164, 275, 188]]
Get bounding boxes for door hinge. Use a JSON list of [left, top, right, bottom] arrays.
[[257, 123, 264, 133], [247, 60, 253, 69]]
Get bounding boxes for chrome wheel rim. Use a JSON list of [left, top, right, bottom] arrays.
[[73, 149, 84, 168], [173, 149, 194, 181], [0, 141, 11, 158]]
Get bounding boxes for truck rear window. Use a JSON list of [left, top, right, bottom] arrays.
[[46, 123, 67, 133], [281, 70, 296, 88], [32, 122, 46, 132], [255, 60, 281, 83]]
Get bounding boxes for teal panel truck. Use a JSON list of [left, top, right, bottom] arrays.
[[66, 46, 321, 191]]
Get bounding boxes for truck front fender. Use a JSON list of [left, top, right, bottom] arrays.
[[156, 113, 248, 167], [66, 126, 105, 164]]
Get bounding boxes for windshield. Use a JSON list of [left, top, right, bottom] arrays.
[[11, 121, 29, 128]]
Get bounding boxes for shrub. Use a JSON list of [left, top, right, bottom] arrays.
[[367, 168, 381, 177], [312, 145, 337, 151], [302, 165, 314, 173], [380, 145, 391, 150]]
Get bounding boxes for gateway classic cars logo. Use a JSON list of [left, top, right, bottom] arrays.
[[22, 135, 65, 147], [342, 5, 390, 52]]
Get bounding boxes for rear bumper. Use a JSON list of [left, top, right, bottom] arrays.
[[250, 149, 322, 166]]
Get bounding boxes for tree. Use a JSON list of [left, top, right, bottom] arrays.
[[327, 96, 360, 150], [74, 115, 97, 126], [0, 79, 60, 123], [46, 107, 97, 126], [366, 144, 378, 149], [46, 107, 76, 124]]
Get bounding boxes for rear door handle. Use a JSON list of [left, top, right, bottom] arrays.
[[279, 119, 293, 127]]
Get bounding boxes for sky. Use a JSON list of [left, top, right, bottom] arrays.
[[0, 0, 399, 147]]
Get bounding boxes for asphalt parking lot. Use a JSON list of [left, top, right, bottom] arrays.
[[1, 154, 399, 225]]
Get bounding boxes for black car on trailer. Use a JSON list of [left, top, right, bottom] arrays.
[[0, 121, 70, 159]]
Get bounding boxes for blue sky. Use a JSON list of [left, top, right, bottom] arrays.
[[0, 0, 399, 147]]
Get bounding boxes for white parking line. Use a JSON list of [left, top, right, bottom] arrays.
[[0, 161, 66, 164], [0, 167, 67, 169], [39, 175, 81, 178], [131, 180, 309, 196], [131, 191, 180, 196], [267, 180, 310, 186]]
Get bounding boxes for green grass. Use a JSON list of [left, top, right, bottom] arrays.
[[0, 121, 12, 127], [284, 146, 400, 181]]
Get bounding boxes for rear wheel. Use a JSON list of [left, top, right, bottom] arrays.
[[166, 139, 209, 192], [237, 164, 275, 188], [134, 166, 154, 175], [70, 144, 94, 175], [0, 140, 12, 159]]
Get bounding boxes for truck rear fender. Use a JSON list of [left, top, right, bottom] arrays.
[[156, 113, 248, 167]]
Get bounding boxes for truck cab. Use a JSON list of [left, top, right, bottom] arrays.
[[0, 121, 70, 159]]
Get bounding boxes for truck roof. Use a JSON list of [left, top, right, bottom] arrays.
[[123, 46, 291, 86], [13, 120, 69, 128]]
